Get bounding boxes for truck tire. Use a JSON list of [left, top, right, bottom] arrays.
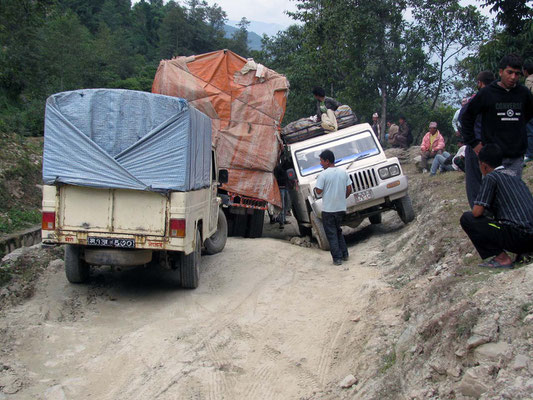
[[246, 209, 264, 238], [180, 229, 201, 289], [204, 209, 228, 255], [369, 213, 382, 224], [65, 245, 90, 283], [310, 211, 330, 251], [228, 213, 247, 237], [396, 194, 415, 224]]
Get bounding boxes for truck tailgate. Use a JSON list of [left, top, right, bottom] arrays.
[[58, 186, 167, 236]]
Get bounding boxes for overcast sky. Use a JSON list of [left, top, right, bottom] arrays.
[[156, 1, 493, 31], [202, 0, 492, 29], [203, 0, 297, 26]]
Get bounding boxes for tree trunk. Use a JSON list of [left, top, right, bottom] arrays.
[[380, 83, 387, 144]]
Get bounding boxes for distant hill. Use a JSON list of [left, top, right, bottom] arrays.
[[227, 20, 288, 38], [223, 25, 263, 51]]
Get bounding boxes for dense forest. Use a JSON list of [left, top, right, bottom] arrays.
[[1, 0, 532, 144]]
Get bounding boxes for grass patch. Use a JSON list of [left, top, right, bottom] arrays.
[[519, 303, 532, 321], [0, 208, 41, 235], [380, 350, 397, 373]]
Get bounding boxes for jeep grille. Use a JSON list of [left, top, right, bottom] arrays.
[[350, 169, 378, 192]]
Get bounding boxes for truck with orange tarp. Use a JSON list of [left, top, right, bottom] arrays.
[[152, 50, 289, 238]]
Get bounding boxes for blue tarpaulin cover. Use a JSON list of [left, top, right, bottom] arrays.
[[43, 89, 212, 192]]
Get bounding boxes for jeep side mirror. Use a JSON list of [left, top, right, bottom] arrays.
[[286, 168, 297, 181], [218, 169, 229, 184], [313, 187, 322, 199]]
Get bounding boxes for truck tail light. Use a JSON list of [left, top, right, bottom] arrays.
[[170, 219, 186, 237], [42, 212, 56, 230]]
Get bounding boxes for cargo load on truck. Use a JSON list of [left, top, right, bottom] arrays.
[[281, 105, 358, 145], [151, 50, 290, 210], [43, 89, 212, 192]]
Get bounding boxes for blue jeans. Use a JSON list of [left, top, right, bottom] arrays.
[[321, 211, 348, 262], [430, 152, 452, 175]]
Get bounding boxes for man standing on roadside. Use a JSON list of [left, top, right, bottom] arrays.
[[459, 70, 495, 208], [461, 54, 533, 180], [315, 150, 352, 265], [371, 113, 381, 142], [523, 61, 533, 162]]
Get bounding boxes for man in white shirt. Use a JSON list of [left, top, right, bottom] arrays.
[[315, 150, 353, 265]]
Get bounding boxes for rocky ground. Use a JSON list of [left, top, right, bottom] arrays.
[[0, 149, 532, 399]]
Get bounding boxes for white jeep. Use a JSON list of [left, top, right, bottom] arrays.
[[284, 122, 415, 250]]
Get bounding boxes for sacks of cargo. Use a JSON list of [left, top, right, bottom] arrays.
[[152, 50, 290, 207], [281, 105, 358, 144], [43, 89, 212, 192]]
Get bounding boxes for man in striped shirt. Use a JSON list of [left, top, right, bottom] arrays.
[[460, 144, 533, 269]]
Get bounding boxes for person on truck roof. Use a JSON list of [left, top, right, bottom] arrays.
[[312, 87, 342, 132], [315, 149, 353, 266], [312, 87, 341, 119]]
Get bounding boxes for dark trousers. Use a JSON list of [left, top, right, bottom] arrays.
[[322, 211, 348, 261], [465, 145, 482, 209], [460, 212, 533, 259]]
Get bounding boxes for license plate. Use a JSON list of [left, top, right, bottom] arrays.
[[87, 237, 135, 248], [354, 189, 373, 203]]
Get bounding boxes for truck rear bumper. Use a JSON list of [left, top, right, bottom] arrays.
[[42, 230, 187, 253]]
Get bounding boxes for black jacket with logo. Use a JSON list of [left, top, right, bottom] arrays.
[[460, 81, 533, 158]]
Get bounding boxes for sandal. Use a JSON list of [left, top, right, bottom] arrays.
[[478, 258, 514, 269]]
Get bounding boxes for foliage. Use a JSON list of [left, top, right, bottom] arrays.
[[0, 0, 249, 136], [458, 1, 532, 90], [410, 0, 489, 109], [482, 0, 533, 35]]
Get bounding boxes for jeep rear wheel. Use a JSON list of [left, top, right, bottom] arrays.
[[310, 211, 330, 251]]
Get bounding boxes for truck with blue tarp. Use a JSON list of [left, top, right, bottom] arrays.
[[41, 89, 228, 288]]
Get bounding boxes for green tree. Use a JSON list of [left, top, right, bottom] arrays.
[[229, 17, 250, 57], [410, 0, 489, 109], [482, 0, 533, 35]]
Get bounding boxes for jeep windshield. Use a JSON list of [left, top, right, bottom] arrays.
[[294, 130, 380, 176]]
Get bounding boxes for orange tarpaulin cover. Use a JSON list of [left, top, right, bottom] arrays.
[[152, 50, 290, 207]]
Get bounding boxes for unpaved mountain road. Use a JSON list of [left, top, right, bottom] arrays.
[[0, 216, 405, 400]]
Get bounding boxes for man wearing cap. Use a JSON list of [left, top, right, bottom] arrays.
[[420, 122, 445, 173], [371, 113, 381, 142]]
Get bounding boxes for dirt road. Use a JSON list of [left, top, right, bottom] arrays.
[[0, 218, 403, 400]]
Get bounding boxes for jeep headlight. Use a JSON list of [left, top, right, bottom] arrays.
[[378, 167, 390, 179], [378, 164, 401, 180], [389, 164, 400, 176]]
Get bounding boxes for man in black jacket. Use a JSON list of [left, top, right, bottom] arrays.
[[460, 54, 533, 179]]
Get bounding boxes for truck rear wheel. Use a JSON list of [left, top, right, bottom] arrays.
[[204, 209, 228, 255], [246, 209, 264, 238], [180, 229, 201, 289], [396, 194, 415, 224], [65, 245, 90, 283], [310, 211, 330, 251]]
